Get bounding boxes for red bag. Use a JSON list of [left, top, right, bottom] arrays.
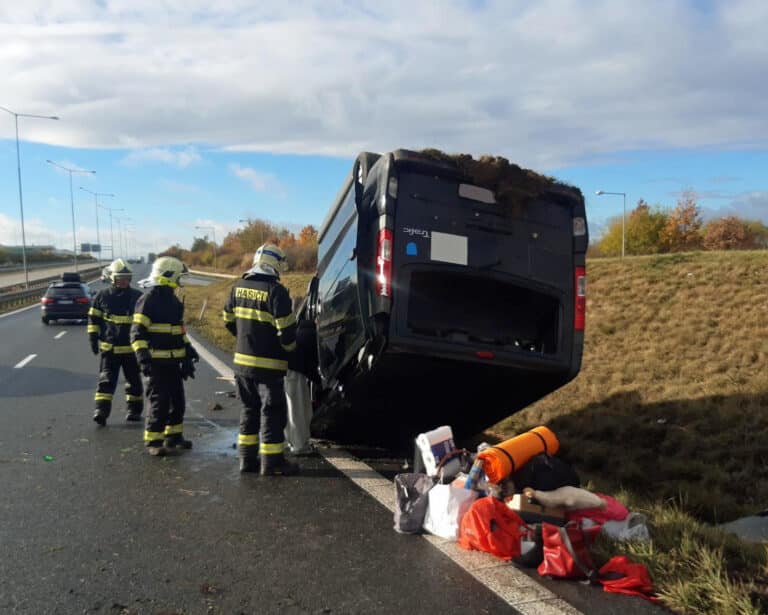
[[458, 497, 524, 560], [537, 522, 599, 580], [598, 556, 658, 602]]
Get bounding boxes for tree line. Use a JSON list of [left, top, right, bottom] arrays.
[[161, 218, 318, 273], [593, 192, 768, 256]]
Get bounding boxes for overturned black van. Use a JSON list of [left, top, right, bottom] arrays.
[[306, 149, 588, 444]]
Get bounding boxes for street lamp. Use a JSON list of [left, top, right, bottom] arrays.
[[596, 190, 627, 258], [100, 205, 124, 260], [115, 215, 132, 260], [195, 225, 217, 271], [80, 187, 115, 264], [46, 161, 95, 271], [0, 105, 59, 288]]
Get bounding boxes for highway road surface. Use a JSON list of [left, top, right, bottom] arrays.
[[0, 267, 662, 615]]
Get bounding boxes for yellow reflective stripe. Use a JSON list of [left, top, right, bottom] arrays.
[[233, 353, 288, 371], [275, 312, 296, 330], [126, 394, 143, 402], [183, 335, 190, 344], [222, 310, 235, 323], [133, 313, 152, 327], [105, 314, 133, 324], [149, 348, 187, 359], [113, 345, 133, 354], [87, 325, 100, 334], [259, 441, 285, 455], [281, 341, 297, 352], [147, 324, 185, 334], [164, 424, 183, 435], [99, 342, 113, 351], [88, 307, 103, 317], [238, 434, 260, 446], [132, 340, 149, 351], [144, 430, 164, 442], [233, 306, 275, 325], [94, 393, 113, 401]]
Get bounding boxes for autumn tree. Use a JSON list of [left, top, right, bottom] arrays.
[[659, 191, 702, 252], [626, 200, 668, 255], [702, 216, 758, 251], [299, 225, 318, 245]]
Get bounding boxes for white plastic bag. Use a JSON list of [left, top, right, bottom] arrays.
[[423, 484, 478, 540]]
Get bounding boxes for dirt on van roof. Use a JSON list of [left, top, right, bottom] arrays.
[[418, 148, 583, 207]]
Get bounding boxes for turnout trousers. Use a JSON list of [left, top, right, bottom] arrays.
[[235, 375, 288, 461], [144, 362, 186, 446], [94, 352, 143, 418]]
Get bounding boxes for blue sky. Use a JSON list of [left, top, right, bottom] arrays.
[[1, 1, 767, 257]]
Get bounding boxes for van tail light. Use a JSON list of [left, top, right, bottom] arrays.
[[41, 297, 54, 304], [574, 266, 586, 331], [75, 296, 90, 304], [476, 351, 495, 360], [376, 228, 393, 297]]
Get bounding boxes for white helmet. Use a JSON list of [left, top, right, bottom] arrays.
[[107, 258, 132, 284], [149, 256, 188, 288], [252, 243, 287, 273]]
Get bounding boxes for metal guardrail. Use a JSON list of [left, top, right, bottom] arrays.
[[188, 269, 237, 280], [0, 267, 103, 313]]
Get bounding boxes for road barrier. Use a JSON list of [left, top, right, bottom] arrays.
[[188, 269, 237, 280], [0, 266, 103, 313]]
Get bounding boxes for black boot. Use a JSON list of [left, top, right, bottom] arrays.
[[164, 434, 192, 450], [239, 446, 260, 473], [125, 412, 142, 422], [146, 440, 167, 457], [260, 453, 299, 476], [93, 411, 107, 427]]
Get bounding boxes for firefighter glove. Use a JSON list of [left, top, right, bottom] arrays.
[[89, 336, 99, 355], [180, 357, 196, 380]]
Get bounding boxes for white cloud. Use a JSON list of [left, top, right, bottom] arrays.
[[122, 147, 201, 168], [229, 163, 281, 193], [0, 1, 766, 168]]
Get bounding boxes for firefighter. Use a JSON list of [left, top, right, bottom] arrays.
[[130, 256, 199, 457], [222, 243, 299, 475], [88, 258, 144, 426]]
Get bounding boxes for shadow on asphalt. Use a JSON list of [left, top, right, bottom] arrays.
[[0, 365, 94, 397]]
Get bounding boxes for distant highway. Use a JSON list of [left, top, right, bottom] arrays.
[[0, 262, 104, 288]]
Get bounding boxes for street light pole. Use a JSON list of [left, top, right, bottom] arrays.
[[195, 225, 217, 271], [80, 188, 115, 264], [1, 105, 59, 288], [100, 205, 124, 261], [596, 190, 627, 258], [46, 161, 95, 271]]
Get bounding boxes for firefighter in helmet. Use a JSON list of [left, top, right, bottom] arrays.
[[88, 258, 144, 425], [130, 256, 199, 456], [222, 243, 299, 475]]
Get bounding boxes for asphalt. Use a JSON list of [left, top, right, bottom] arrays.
[[0, 266, 665, 615]]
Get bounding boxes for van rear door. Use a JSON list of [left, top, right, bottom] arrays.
[[389, 171, 579, 367]]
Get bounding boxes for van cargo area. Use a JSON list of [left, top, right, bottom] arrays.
[[309, 149, 588, 445], [405, 270, 560, 355]]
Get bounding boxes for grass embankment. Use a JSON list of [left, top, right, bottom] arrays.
[[495, 251, 768, 614], [182, 256, 768, 614], [182, 272, 313, 354]]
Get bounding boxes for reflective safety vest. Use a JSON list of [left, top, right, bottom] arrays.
[[222, 273, 296, 378], [130, 286, 191, 363], [88, 286, 143, 354]]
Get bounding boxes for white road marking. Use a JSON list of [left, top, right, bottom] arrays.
[[0, 303, 39, 319], [189, 330, 582, 615], [54, 331, 67, 339], [14, 354, 37, 369]]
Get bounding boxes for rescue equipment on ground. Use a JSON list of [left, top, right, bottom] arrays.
[[415, 425, 460, 478], [524, 486, 605, 511], [506, 491, 566, 525], [458, 496, 525, 560], [423, 482, 478, 540], [538, 521, 600, 580], [393, 473, 434, 534], [477, 426, 559, 483]]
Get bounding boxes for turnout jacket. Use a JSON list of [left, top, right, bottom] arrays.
[[88, 286, 143, 354], [131, 286, 193, 365], [222, 272, 297, 378]]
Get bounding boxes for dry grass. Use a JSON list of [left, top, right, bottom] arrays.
[[492, 250, 768, 614]]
